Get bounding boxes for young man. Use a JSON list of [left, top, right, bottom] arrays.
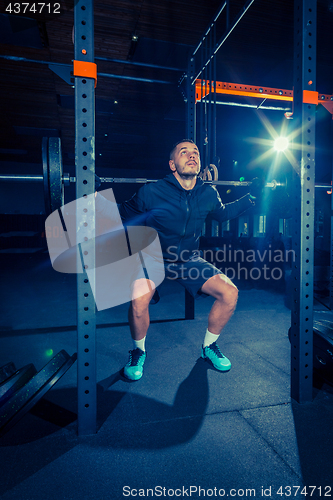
[[96, 140, 259, 380]]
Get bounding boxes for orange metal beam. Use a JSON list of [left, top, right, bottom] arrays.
[[319, 99, 333, 115], [195, 80, 333, 114]]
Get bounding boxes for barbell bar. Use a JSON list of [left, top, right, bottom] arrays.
[[0, 173, 282, 188], [0, 173, 74, 185], [1, 172, 330, 189], [0, 137, 331, 215], [3, 174, 331, 189]]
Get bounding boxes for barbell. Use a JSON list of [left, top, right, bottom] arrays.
[[0, 137, 67, 216], [0, 137, 331, 215]]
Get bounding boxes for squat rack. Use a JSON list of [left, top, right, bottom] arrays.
[[73, 0, 97, 435], [73, 0, 322, 434]]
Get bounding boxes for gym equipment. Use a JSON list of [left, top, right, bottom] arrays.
[[42, 137, 64, 215], [313, 319, 333, 384], [0, 138, 293, 216], [1, 137, 332, 216], [0, 137, 67, 216], [0, 362, 16, 384], [0, 363, 37, 406], [0, 350, 77, 437], [288, 321, 333, 386]]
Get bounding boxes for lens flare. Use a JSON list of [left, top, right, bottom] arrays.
[[274, 137, 289, 152]]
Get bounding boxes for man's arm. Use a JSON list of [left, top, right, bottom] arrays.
[[210, 189, 255, 223], [117, 187, 147, 222], [95, 185, 149, 224]]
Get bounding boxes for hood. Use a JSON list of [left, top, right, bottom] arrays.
[[163, 173, 204, 192]]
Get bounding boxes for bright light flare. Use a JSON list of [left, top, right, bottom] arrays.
[[246, 110, 301, 173], [274, 137, 289, 152]]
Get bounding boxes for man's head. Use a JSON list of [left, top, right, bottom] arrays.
[[169, 140, 201, 180]]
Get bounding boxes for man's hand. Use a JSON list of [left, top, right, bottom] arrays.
[[249, 177, 265, 199]]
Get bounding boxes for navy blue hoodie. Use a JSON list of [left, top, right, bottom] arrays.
[[96, 173, 253, 262]]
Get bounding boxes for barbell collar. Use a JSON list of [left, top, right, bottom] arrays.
[[62, 173, 71, 186]]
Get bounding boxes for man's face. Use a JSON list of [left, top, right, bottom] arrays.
[[169, 142, 201, 179]]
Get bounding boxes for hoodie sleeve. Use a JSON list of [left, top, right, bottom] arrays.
[[95, 186, 149, 223], [95, 192, 119, 220], [117, 185, 150, 222], [210, 188, 254, 222]]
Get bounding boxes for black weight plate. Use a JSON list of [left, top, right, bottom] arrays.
[[42, 136, 51, 215], [48, 137, 64, 214], [0, 364, 37, 407], [288, 326, 333, 386], [313, 320, 333, 340], [0, 350, 77, 437], [0, 362, 16, 384], [313, 328, 333, 385]]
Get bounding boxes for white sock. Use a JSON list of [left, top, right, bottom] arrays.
[[203, 329, 220, 348], [133, 338, 146, 352]]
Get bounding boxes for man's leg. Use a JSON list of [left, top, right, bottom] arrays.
[[124, 278, 156, 381], [200, 273, 238, 371], [201, 273, 238, 335]]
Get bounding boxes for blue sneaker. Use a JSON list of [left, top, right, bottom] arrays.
[[201, 342, 231, 371], [123, 348, 146, 381]]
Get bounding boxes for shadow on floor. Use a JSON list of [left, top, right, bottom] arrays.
[[0, 358, 211, 495], [95, 357, 211, 448]]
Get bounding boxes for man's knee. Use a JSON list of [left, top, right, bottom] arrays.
[[131, 279, 155, 316], [223, 282, 238, 308], [202, 273, 238, 306]]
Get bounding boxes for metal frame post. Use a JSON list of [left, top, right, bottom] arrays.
[[74, 0, 97, 434], [290, 0, 317, 403], [330, 121, 333, 310]]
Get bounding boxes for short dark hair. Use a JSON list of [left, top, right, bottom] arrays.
[[169, 139, 196, 160]]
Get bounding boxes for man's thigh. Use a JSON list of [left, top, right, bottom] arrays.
[[164, 257, 224, 298]]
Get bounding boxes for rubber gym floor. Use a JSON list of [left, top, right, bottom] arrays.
[[0, 252, 333, 500]]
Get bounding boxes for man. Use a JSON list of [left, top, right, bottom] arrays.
[[96, 140, 259, 381]]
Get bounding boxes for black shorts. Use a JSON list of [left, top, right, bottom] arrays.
[[164, 256, 223, 299]]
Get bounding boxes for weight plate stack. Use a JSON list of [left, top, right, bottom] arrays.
[[288, 320, 333, 386], [0, 363, 37, 406], [0, 350, 77, 437], [313, 320, 333, 385]]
